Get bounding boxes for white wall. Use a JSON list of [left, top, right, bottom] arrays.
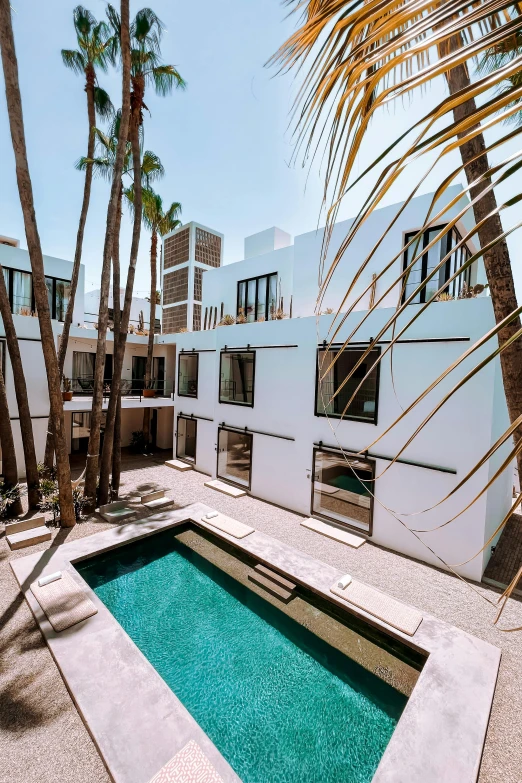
[[201, 245, 294, 321], [172, 296, 510, 580]]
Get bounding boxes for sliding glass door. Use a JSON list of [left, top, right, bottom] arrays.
[[217, 428, 252, 489], [177, 416, 197, 463], [312, 449, 373, 534]]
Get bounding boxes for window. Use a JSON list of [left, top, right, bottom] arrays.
[[316, 347, 380, 424], [237, 273, 278, 322], [72, 411, 106, 452], [217, 427, 252, 489], [403, 225, 472, 304], [12, 270, 32, 314], [312, 449, 374, 534], [1, 267, 70, 320], [0, 340, 5, 379], [153, 357, 166, 394], [72, 351, 112, 394], [178, 352, 198, 397], [176, 415, 197, 463], [219, 351, 255, 406], [132, 356, 147, 392]]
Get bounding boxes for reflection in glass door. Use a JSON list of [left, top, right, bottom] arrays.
[[177, 416, 197, 463], [217, 428, 252, 489], [312, 449, 373, 534]]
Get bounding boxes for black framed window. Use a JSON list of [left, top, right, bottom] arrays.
[[403, 225, 472, 304], [315, 347, 380, 424], [217, 427, 252, 489], [312, 448, 374, 534], [72, 351, 113, 394], [237, 273, 278, 322], [178, 352, 199, 397], [1, 266, 70, 320], [219, 351, 255, 406], [0, 339, 5, 379], [176, 415, 197, 463]]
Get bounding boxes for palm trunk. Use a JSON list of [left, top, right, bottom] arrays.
[[44, 61, 97, 469], [0, 0, 75, 525], [142, 231, 157, 446], [111, 185, 122, 495], [0, 363, 22, 517], [0, 265, 39, 508], [440, 39, 522, 487], [98, 98, 143, 505], [82, 0, 131, 508]]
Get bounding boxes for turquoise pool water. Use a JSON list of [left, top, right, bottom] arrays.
[[78, 530, 406, 783]]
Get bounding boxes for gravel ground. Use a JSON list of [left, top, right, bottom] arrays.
[[1, 455, 521, 783]]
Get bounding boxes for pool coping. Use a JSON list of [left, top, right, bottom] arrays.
[[10, 502, 501, 783]]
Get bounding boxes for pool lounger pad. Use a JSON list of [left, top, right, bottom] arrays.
[[148, 739, 224, 783], [330, 579, 422, 636], [30, 570, 98, 632], [201, 511, 254, 539]]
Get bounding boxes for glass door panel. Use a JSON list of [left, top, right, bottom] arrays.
[[312, 450, 373, 533], [177, 417, 197, 462], [217, 428, 252, 488]]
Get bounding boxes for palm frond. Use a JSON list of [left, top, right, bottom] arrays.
[[141, 150, 165, 184], [131, 8, 165, 54], [61, 48, 85, 75], [94, 86, 114, 119], [149, 64, 186, 96]]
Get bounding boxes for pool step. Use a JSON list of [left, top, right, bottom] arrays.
[[248, 564, 296, 603]]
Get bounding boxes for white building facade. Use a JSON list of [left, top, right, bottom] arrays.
[[167, 187, 511, 582]]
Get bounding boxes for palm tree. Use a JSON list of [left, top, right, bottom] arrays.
[[79, 122, 165, 493], [0, 269, 39, 509], [272, 3, 522, 594], [129, 186, 181, 445], [97, 7, 185, 504], [82, 0, 132, 508], [42, 7, 116, 469], [0, 0, 75, 524], [0, 362, 22, 517]]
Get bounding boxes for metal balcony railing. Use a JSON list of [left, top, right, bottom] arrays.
[[71, 376, 172, 401]]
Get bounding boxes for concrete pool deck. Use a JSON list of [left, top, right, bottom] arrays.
[[10, 502, 500, 783]]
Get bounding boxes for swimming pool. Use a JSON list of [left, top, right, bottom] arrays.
[[78, 527, 409, 783]]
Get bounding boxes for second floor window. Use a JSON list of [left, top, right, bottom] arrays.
[[220, 351, 255, 406], [178, 352, 198, 397], [2, 267, 70, 320], [237, 273, 278, 322], [316, 347, 380, 424], [403, 225, 472, 304]]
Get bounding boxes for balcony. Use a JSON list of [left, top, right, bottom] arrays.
[[63, 377, 174, 411]]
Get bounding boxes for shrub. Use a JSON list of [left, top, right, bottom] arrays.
[[273, 308, 287, 320], [0, 481, 23, 519], [130, 430, 147, 452], [218, 314, 236, 326]]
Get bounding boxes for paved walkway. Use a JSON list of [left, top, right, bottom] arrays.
[[1, 457, 521, 783]]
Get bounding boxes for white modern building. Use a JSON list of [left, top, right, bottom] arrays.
[[0, 185, 513, 581], [0, 241, 175, 470], [165, 186, 511, 582]]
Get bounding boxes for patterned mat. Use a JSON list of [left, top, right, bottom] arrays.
[[331, 579, 422, 636], [30, 571, 98, 632], [149, 740, 224, 783]]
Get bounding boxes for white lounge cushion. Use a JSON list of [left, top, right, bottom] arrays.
[[30, 570, 98, 632]]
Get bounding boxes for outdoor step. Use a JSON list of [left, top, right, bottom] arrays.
[[301, 517, 366, 549], [248, 570, 294, 603], [204, 479, 246, 498], [4, 515, 46, 535], [6, 525, 51, 551], [165, 459, 193, 472], [254, 564, 296, 592], [143, 497, 174, 511]]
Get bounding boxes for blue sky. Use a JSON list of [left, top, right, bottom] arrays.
[[1, 0, 521, 298]]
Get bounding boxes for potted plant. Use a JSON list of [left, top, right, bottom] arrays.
[[143, 381, 156, 398], [62, 375, 73, 401]]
